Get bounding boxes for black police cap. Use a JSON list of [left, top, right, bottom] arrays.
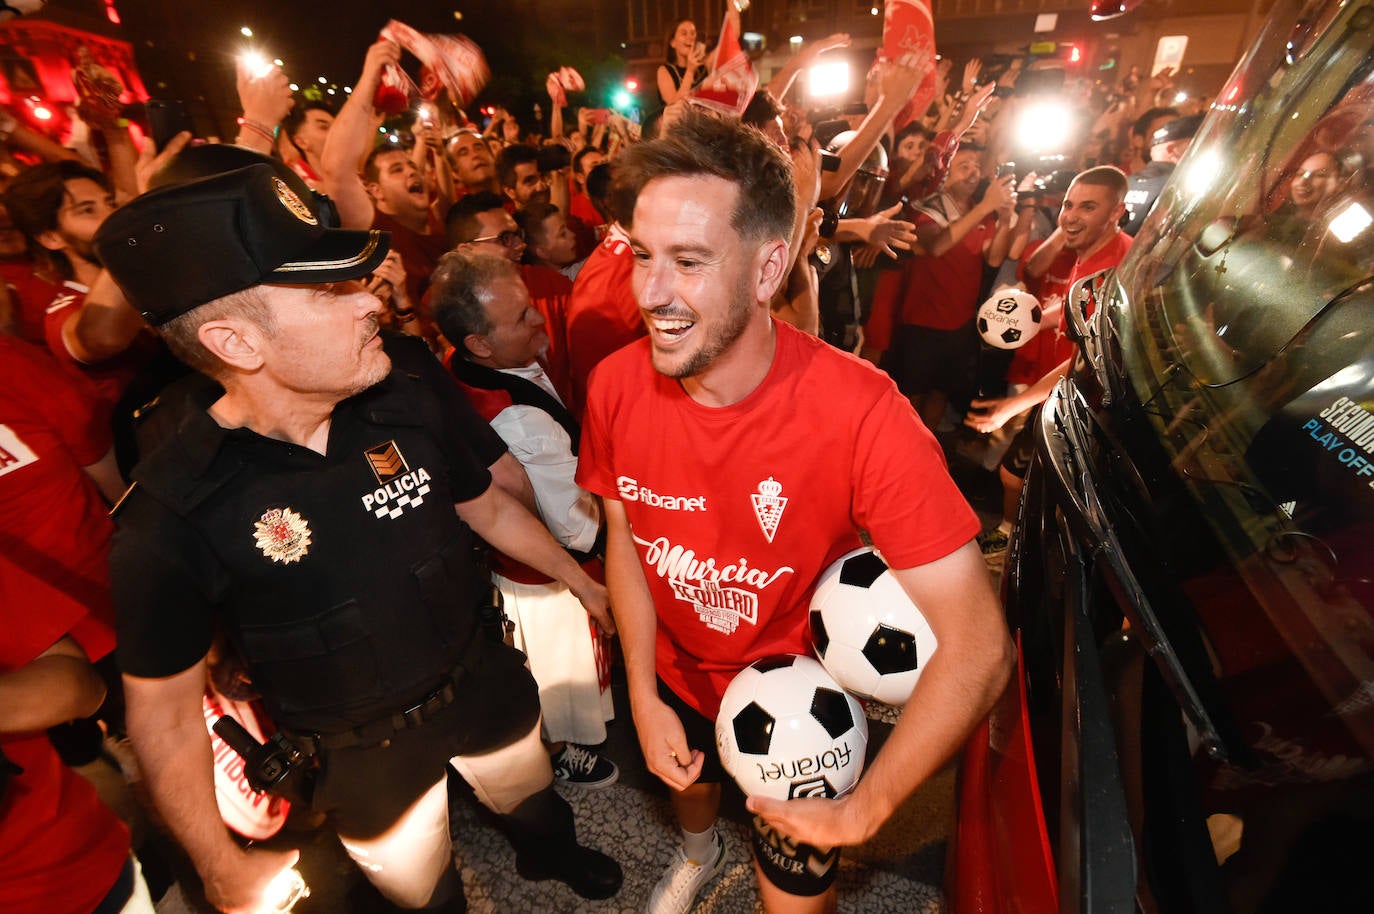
[[95, 164, 389, 326], [1150, 113, 1203, 147]]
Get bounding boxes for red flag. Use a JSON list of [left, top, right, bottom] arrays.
[[378, 20, 490, 110], [880, 0, 938, 124], [688, 11, 759, 118]]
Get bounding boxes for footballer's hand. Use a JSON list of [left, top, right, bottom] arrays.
[[633, 695, 704, 792], [744, 792, 880, 849]]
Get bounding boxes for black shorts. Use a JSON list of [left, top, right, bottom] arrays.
[[883, 321, 978, 399], [658, 680, 841, 897], [1000, 405, 1041, 479]]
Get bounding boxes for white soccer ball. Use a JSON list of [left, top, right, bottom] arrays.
[[809, 547, 939, 706], [715, 655, 868, 801], [0, 1, 47, 22], [976, 288, 1043, 350]]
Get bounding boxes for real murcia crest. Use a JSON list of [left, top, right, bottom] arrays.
[[253, 507, 312, 564], [751, 476, 788, 543]]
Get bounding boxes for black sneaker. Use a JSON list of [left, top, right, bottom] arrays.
[[552, 743, 619, 789], [516, 844, 623, 899]]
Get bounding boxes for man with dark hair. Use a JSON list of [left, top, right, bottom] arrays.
[[3, 160, 153, 410], [568, 146, 606, 229], [518, 201, 581, 279], [862, 144, 1017, 431], [430, 251, 619, 790], [577, 108, 1011, 914], [95, 165, 622, 913], [584, 162, 616, 226], [446, 190, 525, 257], [281, 100, 335, 189], [966, 165, 1134, 563], [448, 192, 575, 400], [321, 42, 451, 309], [497, 144, 552, 212], [447, 129, 501, 199], [1124, 105, 1179, 175]]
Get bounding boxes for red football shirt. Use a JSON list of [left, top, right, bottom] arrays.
[[577, 320, 979, 717], [0, 336, 116, 636], [1007, 230, 1133, 385], [42, 282, 149, 412], [0, 342, 125, 914], [565, 226, 644, 418], [371, 208, 449, 307], [521, 263, 574, 403], [864, 205, 999, 350]]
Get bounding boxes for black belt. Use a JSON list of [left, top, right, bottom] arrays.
[[287, 662, 467, 755]]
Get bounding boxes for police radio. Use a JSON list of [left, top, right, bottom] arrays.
[[212, 715, 313, 805]]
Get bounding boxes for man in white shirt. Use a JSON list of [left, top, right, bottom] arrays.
[[429, 251, 618, 789]]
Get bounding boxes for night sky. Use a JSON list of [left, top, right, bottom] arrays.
[[37, 0, 629, 129]]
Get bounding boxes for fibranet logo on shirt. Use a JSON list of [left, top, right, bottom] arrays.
[[616, 475, 706, 511], [361, 440, 432, 520], [633, 533, 794, 635]]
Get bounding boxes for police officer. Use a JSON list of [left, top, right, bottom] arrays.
[[95, 165, 622, 913], [1121, 113, 1202, 236]]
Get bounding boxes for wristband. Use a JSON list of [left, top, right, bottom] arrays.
[[236, 117, 278, 143]]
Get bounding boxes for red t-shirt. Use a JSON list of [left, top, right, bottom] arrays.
[[577, 320, 979, 717], [42, 282, 148, 412], [1007, 231, 1133, 385], [371, 208, 449, 307], [568, 190, 601, 230], [521, 263, 574, 403], [0, 336, 117, 635], [565, 226, 643, 418], [567, 193, 602, 259], [0, 258, 56, 345], [0, 345, 126, 914], [863, 203, 999, 349]]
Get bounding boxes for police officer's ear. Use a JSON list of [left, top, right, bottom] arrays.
[[753, 237, 790, 306], [198, 317, 268, 372]]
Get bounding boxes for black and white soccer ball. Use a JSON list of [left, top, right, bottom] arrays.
[[976, 288, 1043, 350], [809, 547, 939, 706], [715, 655, 868, 801]]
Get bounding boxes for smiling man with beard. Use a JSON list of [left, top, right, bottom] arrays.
[[95, 164, 622, 914], [576, 110, 1011, 914]]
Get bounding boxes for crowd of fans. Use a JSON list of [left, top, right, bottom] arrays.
[[10, 8, 1360, 914]]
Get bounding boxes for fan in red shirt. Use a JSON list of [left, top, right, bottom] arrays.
[[4, 161, 155, 413], [964, 166, 1134, 558], [0, 332, 150, 914], [448, 191, 577, 402], [320, 41, 456, 313], [565, 223, 642, 419]]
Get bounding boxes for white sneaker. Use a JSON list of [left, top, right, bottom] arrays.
[[645, 832, 727, 914]]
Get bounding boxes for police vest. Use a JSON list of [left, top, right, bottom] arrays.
[[128, 366, 493, 733]]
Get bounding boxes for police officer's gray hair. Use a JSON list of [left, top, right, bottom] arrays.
[[159, 286, 276, 379], [429, 252, 520, 358]]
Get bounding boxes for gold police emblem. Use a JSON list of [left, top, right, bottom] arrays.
[[253, 507, 312, 564], [272, 177, 318, 226]]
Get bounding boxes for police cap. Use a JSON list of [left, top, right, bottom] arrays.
[[95, 164, 389, 326]]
